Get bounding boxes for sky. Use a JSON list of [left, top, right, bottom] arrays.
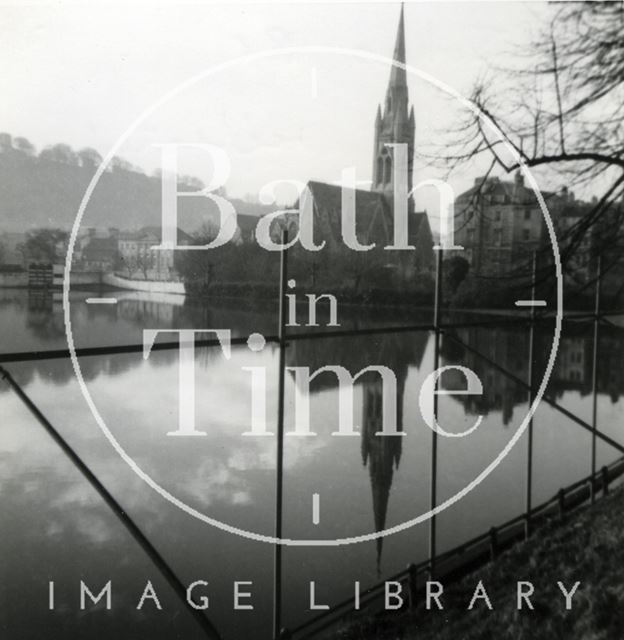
[[0, 1, 555, 216]]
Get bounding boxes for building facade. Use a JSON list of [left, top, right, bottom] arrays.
[[454, 172, 550, 276], [117, 226, 191, 281], [454, 173, 603, 285]]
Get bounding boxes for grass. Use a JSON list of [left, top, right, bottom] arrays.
[[329, 484, 624, 640]]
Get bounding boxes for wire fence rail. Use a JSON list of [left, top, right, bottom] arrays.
[[0, 364, 223, 640], [285, 456, 624, 640], [0, 250, 622, 640], [271, 249, 624, 640]]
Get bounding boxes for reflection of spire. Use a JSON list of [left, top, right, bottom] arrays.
[[361, 369, 406, 575], [285, 329, 425, 572]]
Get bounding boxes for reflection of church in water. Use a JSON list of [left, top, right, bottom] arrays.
[[360, 361, 406, 573], [287, 328, 427, 571]]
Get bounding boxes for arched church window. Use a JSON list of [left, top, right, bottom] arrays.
[[376, 157, 383, 185], [384, 155, 392, 184]]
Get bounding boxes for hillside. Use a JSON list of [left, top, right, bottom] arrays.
[[0, 139, 272, 234]]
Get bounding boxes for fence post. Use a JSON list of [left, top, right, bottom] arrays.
[[602, 466, 609, 496], [273, 228, 288, 640], [558, 488, 565, 520], [489, 527, 498, 561], [590, 256, 602, 504], [429, 250, 443, 578], [407, 563, 418, 610], [525, 251, 537, 539]]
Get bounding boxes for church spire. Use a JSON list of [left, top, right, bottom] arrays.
[[371, 3, 415, 196], [389, 3, 407, 89]]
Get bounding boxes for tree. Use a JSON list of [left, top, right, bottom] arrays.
[[444, 256, 470, 296], [441, 3, 624, 293], [39, 143, 79, 165], [0, 132, 12, 152], [78, 147, 103, 169], [180, 175, 205, 190], [338, 246, 388, 295], [24, 229, 68, 263], [109, 155, 132, 172], [121, 255, 138, 278], [13, 137, 36, 156], [136, 252, 152, 280], [176, 234, 218, 291]]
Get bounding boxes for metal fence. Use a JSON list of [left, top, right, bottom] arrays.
[[270, 248, 623, 639], [1, 248, 622, 640]]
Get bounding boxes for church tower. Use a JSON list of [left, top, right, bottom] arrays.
[[372, 4, 415, 197]]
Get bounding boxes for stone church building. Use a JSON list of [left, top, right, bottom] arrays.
[[290, 5, 434, 286]]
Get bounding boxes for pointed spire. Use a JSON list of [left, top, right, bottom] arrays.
[[372, 1, 414, 195], [389, 3, 407, 89]]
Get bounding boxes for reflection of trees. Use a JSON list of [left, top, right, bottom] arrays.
[[439, 321, 624, 426], [6, 295, 278, 389], [25, 291, 66, 342], [597, 328, 624, 403], [440, 327, 530, 426], [551, 323, 624, 405], [0, 353, 141, 394], [0, 290, 29, 310]]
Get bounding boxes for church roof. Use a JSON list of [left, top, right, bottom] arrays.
[[304, 180, 431, 247], [82, 236, 117, 260], [304, 180, 389, 246], [306, 180, 385, 211]]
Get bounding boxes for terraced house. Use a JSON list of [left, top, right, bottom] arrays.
[[453, 173, 610, 285]]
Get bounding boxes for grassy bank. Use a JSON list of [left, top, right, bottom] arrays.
[[331, 485, 624, 640]]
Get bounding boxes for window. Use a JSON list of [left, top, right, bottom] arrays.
[[383, 156, 392, 184], [494, 229, 502, 245], [522, 229, 530, 241], [524, 209, 531, 220], [494, 210, 501, 222]]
